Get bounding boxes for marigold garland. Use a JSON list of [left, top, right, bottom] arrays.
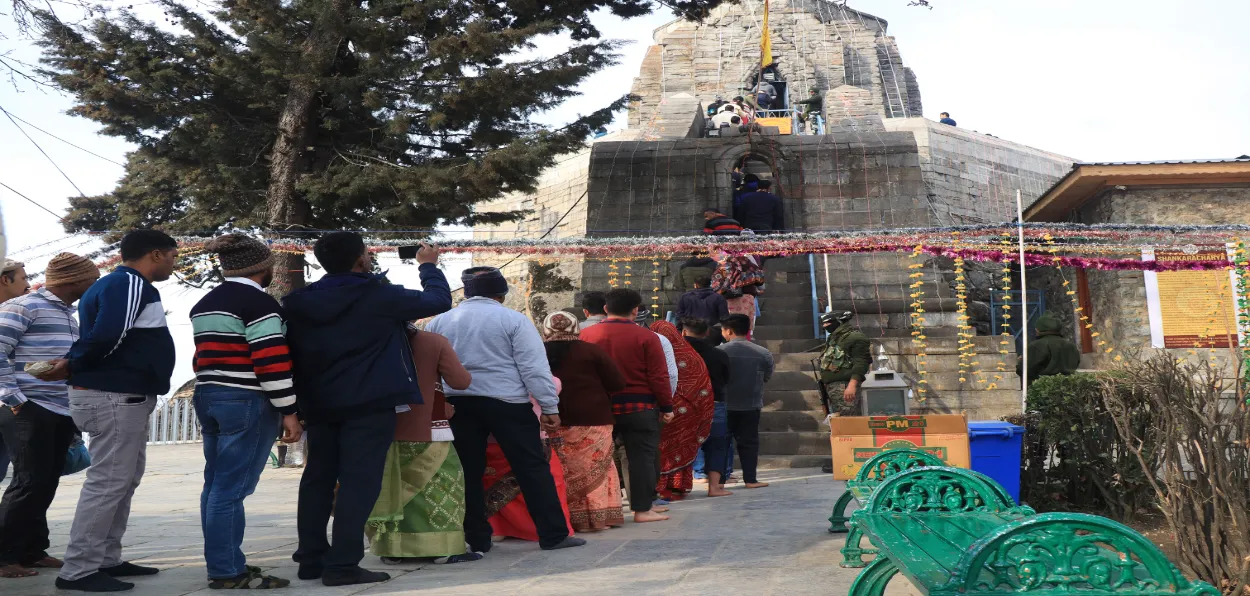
[[908, 245, 928, 401]]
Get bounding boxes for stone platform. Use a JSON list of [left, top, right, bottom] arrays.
[[0, 444, 923, 595]]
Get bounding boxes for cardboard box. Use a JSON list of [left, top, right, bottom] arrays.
[[829, 414, 970, 480]]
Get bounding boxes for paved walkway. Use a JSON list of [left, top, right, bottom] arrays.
[[2, 444, 918, 595]]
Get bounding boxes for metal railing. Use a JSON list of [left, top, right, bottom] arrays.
[[148, 398, 202, 445]]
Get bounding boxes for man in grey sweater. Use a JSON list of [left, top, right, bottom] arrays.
[[426, 267, 584, 553], [717, 314, 774, 489]]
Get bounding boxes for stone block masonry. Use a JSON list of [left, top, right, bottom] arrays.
[[883, 118, 1075, 225], [629, 0, 921, 140]]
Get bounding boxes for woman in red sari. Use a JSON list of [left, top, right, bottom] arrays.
[[649, 320, 715, 501], [480, 378, 574, 542]]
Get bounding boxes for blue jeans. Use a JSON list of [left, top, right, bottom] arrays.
[[700, 402, 732, 476], [194, 385, 280, 579]]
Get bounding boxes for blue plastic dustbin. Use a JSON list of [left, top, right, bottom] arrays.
[[966, 421, 1026, 504]]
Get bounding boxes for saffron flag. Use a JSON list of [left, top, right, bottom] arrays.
[[761, 0, 773, 67]]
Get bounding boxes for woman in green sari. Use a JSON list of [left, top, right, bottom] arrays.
[[367, 328, 479, 563]]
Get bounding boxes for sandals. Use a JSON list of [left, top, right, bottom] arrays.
[[0, 564, 39, 578], [208, 566, 290, 589], [30, 556, 64, 569]]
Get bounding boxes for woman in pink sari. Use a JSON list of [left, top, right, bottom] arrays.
[[649, 321, 714, 501], [541, 312, 628, 532]]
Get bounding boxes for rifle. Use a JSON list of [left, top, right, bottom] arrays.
[[811, 357, 833, 416]]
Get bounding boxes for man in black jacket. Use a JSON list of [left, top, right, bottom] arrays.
[[675, 276, 729, 345], [283, 232, 451, 587], [681, 319, 734, 497], [735, 179, 784, 233]]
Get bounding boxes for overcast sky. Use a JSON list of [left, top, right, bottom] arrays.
[[3, 0, 1248, 253]]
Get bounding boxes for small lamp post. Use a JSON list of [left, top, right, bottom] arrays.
[[859, 347, 913, 415]]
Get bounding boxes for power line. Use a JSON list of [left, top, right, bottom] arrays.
[[0, 105, 126, 166], [1, 105, 89, 198], [0, 180, 67, 221]]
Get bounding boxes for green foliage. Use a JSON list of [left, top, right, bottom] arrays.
[[1012, 372, 1158, 521], [35, 0, 727, 235]]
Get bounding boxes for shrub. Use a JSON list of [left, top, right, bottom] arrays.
[[1102, 355, 1250, 595], [1013, 372, 1158, 520]]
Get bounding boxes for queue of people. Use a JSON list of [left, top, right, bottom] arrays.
[[0, 229, 777, 592]]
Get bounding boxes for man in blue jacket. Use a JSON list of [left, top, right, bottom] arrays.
[[283, 232, 451, 587], [734, 179, 785, 234], [41, 230, 178, 592]]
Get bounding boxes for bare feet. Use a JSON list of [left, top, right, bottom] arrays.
[[744, 482, 770, 489], [0, 564, 38, 578], [633, 510, 670, 523], [30, 557, 63, 568], [693, 477, 708, 484], [707, 487, 734, 497], [652, 506, 670, 513]]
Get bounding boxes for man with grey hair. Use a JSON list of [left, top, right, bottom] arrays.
[[426, 267, 584, 553], [0, 258, 28, 486]]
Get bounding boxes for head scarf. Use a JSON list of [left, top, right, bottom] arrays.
[[542, 311, 581, 342]]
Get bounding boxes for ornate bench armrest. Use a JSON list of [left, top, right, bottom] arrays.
[[949, 512, 1220, 594], [862, 466, 1021, 514], [853, 448, 946, 484]]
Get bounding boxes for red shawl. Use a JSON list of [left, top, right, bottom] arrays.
[[649, 320, 715, 500]]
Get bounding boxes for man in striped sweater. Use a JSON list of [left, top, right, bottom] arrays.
[[0, 254, 97, 580], [188, 234, 302, 590]]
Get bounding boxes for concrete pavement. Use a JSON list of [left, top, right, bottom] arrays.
[[0, 444, 920, 595]]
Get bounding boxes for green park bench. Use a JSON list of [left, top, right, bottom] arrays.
[[828, 447, 945, 534], [845, 466, 1220, 596]]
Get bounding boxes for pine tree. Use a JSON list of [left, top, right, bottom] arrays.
[[36, 0, 726, 293]]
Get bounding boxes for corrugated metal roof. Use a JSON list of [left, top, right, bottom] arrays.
[[1076, 156, 1250, 166]]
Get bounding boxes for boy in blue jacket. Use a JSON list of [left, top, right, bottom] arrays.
[[39, 230, 178, 592], [283, 232, 451, 587]]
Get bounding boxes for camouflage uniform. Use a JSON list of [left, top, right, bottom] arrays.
[[818, 324, 872, 417]]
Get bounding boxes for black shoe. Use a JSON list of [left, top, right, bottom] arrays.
[[100, 562, 160, 577], [321, 567, 390, 587], [541, 536, 587, 551], [55, 572, 136, 592], [821, 461, 833, 474], [296, 564, 323, 580]]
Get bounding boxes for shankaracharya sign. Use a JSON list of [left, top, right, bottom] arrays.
[[1144, 247, 1242, 348]]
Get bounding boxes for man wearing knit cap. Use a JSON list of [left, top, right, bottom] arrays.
[[426, 267, 585, 552], [283, 232, 451, 587], [0, 253, 97, 580], [188, 234, 302, 589]]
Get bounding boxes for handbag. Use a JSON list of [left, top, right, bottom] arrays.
[[62, 437, 91, 476]]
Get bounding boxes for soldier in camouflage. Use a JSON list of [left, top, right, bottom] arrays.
[[817, 311, 872, 416]]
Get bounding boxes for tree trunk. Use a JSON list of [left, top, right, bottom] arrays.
[[264, 0, 353, 297]]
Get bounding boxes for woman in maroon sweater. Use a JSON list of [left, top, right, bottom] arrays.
[[541, 311, 627, 532]]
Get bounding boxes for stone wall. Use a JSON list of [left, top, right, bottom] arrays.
[[1073, 185, 1250, 369], [629, 0, 921, 138], [882, 118, 1075, 225]]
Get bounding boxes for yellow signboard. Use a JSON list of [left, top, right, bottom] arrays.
[[1152, 250, 1239, 348]]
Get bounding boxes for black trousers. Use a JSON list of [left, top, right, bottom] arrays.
[[613, 410, 661, 512], [449, 397, 570, 550], [727, 409, 761, 484], [0, 402, 77, 566], [293, 409, 395, 573]]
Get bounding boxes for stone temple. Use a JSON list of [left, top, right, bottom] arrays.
[[475, 0, 1076, 465]]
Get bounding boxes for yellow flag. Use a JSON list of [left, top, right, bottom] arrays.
[[761, 0, 773, 68]]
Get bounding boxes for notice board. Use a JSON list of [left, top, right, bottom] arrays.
[[1144, 248, 1241, 349]]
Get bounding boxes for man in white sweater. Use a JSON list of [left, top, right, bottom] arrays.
[[426, 267, 584, 553]]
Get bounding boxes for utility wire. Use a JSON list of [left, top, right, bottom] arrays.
[[0, 181, 67, 221], [1, 105, 89, 198], [0, 105, 126, 166]]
